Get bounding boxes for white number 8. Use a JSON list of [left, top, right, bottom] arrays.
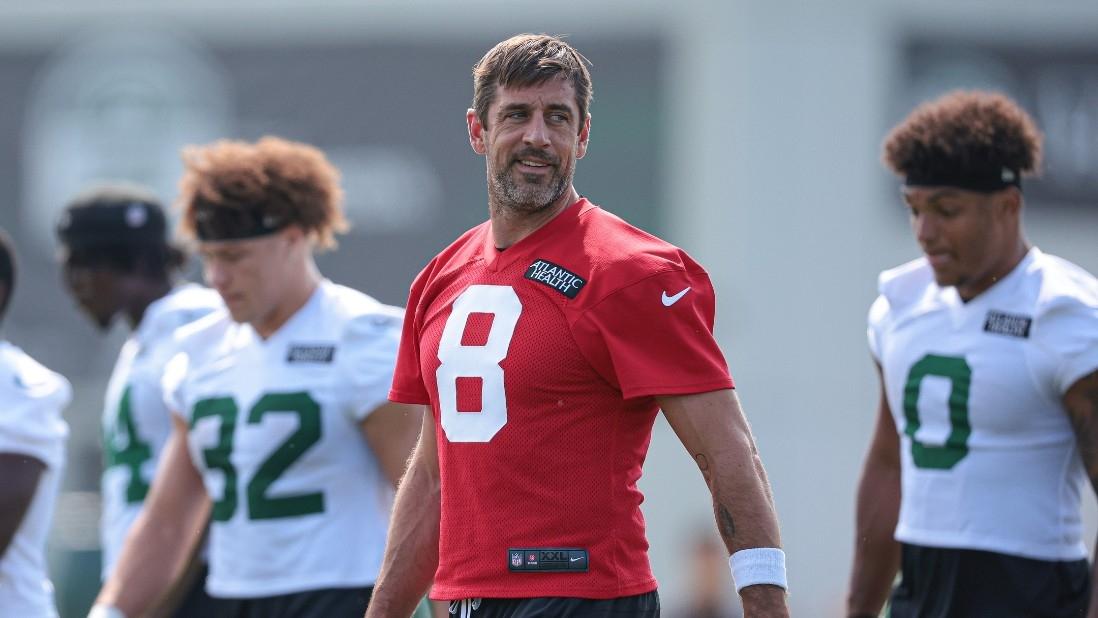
[[437, 285, 522, 442]]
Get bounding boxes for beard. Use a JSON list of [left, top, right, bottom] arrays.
[[488, 149, 573, 215]]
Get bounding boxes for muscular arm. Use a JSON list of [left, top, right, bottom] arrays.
[[0, 453, 45, 559], [1062, 369, 1098, 618], [365, 406, 441, 618], [846, 363, 902, 617], [658, 389, 788, 616], [360, 401, 423, 488], [95, 416, 211, 617]]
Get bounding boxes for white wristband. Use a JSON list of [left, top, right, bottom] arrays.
[[87, 605, 127, 618], [729, 547, 787, 592]]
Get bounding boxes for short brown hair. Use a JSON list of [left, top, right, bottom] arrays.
[[176, 136, 348, 250], [472, 33, 593, 133], [883, 90, 1042, 188]]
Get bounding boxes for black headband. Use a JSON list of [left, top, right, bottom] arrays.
[[904, 166, 1021, 193], [57, 201, 168, 249], [193, 202, 288, 241]]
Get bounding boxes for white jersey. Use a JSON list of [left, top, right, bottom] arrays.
[[163, 280, 402, 598], [100, 284, 221, 578], [869, 247, 1098, 561], [0, 341, 70, 618]]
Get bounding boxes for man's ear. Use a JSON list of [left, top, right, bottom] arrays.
[[575, 114, 591, 160], [467, 109, 487, 155]]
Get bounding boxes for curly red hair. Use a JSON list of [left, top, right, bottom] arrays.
[[176, 136, 348, 250]]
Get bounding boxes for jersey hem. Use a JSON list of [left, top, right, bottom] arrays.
[[207, 574, 377, 599], [624, 379, 733, 401], [388, 389, 429, 405], [428, 578, 658, 601], [895, 528, 1088, 562]]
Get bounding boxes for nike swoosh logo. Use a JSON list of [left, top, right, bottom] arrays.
[[661, 287, 691, 306], [570, 556, 584, 562]]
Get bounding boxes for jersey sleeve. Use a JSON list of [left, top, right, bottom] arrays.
[[161, 350, 191, 420], [571, 267, 733, 400], [0, 366, 70, 469], [389, 267, 432, 405], [339, 311, 404, 422], [1035, 298, 1098, 396], [867, 294, 890, 363]]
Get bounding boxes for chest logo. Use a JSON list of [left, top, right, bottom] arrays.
[[983, 310, 1032, 339], [661, 287, 691, 306], [524, 259, 587, 299], [286, 344, 337, 363]]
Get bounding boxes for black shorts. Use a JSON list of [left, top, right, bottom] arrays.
[[446, 590, 660, 617], [171, 564, 236, 618], [210, 586, 374, 618], [889, 543, 1089, 618]]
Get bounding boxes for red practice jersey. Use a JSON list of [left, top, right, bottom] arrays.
[[390, 198, 734, 600]]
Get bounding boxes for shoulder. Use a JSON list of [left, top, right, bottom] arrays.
[[876, 257, 935, 310], [1028, 250, 1098, 316], [413, 222, 490, 285], [141, 284, 223, 343], [318, 282, 404, 342], [0, 342, 70, 404], [171, 308, 234, 359], [568, 203, 710, 301]]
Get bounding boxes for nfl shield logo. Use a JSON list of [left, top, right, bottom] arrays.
[[511, 551, 522, 567]]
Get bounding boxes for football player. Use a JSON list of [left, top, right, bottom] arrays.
[[847, 91, 1098, 617], [0, 228, 71, 617], [90, 137, 422, 618], [57, 185, 223, 615], [367, 34, 788, 618]]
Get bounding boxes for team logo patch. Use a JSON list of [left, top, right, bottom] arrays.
[[524, 259, 586, 299], [983, 310, 1032, 339], [286, 344, 337, 363]]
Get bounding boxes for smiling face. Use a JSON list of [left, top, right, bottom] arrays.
[[467, 77, 591, 218], [902, 185, 1026, 300]]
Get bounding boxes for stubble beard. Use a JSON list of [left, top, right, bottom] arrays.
[[489, 157, 573, 218]]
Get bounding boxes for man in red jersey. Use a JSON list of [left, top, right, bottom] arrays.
[[366, 34, 788, 618]]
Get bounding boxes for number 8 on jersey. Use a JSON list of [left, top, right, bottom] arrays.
[[436, 285, 522, 443]]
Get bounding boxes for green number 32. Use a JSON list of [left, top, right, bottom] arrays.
[[191, 391, 324, 521], [902, 354, 973, 470]]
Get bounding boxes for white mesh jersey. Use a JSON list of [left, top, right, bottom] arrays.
[[100, 284, 221, 578], [163, 280, 402, 598], [869, 248, 1098, 561], [0, 341, 70, 618]]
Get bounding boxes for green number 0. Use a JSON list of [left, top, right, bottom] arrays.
[[104, 385, 154, 504], [190, 392, 324, 522], [902, 354, 972, 470]]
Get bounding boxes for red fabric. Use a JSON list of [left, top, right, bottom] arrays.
[[390, 199, 733, 599]]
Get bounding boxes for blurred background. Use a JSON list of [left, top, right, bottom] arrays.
[[0, 0, 1096, 615]]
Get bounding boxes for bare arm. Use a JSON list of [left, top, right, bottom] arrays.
[[1062, 369, 1098, 618], [658, 388, 788, 616], [95, 416, 211, 617], [846, 364, 902, 617], [0, 453, 45, 559], [360, 401, 423, 488], [365, 406, 441, 618]]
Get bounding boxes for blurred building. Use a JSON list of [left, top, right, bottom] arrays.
[[0, 1, 1095, 615]]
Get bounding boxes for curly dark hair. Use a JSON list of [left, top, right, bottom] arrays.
[[473, 33, 593, 134], [176, 136, 348, 250], [883, 90, 1042, 187]]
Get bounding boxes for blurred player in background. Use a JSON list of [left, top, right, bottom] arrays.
[[0, 229, 71, 617], [847, 90, 1098, 617], [56, 184, 223, 615], [90, 137, 423, 618], [367, 34, 788, 618]]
